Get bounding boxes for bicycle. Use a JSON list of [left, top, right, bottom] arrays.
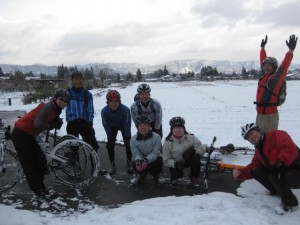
[[0, 124, 100, 193]]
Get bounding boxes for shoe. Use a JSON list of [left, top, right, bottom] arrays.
[[283, 204, 298, 212], [190, 177, 201, 188], [153, 176, 165, 185], [126, 160, 133, 173], [130, 174, 147, 184], [99, 169, 108, 176], [108, 161, 116, 175], [170, 179, 178, 187]]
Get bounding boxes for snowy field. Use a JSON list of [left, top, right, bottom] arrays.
[[1, 80, 300, 224]]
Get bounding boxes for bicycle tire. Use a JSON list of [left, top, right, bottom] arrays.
[[50, 139, 100, 189], [0, 146, 23, 193], [56, 134, 87, 178]]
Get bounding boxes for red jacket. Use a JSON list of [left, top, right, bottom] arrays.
[[15, 100, 58, 136], [255, 49, 293, 114], [238, 130, 298, 180]]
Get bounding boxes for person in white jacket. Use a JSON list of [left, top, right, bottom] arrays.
[[162, 116, 206, 187]]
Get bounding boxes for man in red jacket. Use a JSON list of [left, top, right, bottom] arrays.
[[233, 123, 300, 212], [254, 34, 297, 133]]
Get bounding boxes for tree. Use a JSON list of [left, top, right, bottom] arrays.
[[163, 65, 169, 75], [99, 69, 106, 81], [241, 67, 247, 76], [136, 68, 142, 81], [125, 72, 133, 81], [0, 66, 3, 76]]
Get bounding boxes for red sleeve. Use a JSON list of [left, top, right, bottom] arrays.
[[260, 48, 267, 66], [238, 151, 261, 180]]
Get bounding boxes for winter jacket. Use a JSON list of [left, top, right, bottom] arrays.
[[130, 131, 162, 163], [238, 130, 299, 180], [162, 133, 206, 168], [66, 87, 94, 123], [255, 49, 293, 114], [101, 104, 132, 139], [14, 99, 61, 136], [130, 98, 162, 130]]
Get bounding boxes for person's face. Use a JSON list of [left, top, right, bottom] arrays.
[[263, 63, 275, 75], [137, 123, 151, 136], [139, 92, 150, 104], [108, 100, 120, 111], [56, 97, 69, 109], [245, 129, 261, 146], [172, 126, 185, 137], [72, 77, 84, 88]]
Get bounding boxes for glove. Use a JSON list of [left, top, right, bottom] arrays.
[[286, 34, 298, 51], [49, 118, 63, 130], [135, 159, 144, 172], [182, 148, 196, 162], [141, 158, 149, 170], [174, 161, 185, 172], [260, 35, 268, 48]]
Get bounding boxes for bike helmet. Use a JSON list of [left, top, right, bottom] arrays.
[[169, 116, 185, 127], [136, 114, 151, 124], [71, 70, 84, 79], [54, 88, 70, 103], [263, 57, 278, 70], [106, 89, 121, 101], [137, 83, 151, 93], [241, 123, 260, 140]]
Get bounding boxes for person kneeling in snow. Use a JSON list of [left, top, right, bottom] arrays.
[[233, 123, 300, 211], [162, 116, 207, 188], [130, 114, 163, 185]]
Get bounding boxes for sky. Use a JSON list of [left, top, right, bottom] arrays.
[[1, 80, 300, 224], [0, 0, 300, 66]]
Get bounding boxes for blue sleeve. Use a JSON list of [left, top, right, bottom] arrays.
[[87, 92, 94, 123], [101, 107, 112, 138], [123, 105, 132, 138]]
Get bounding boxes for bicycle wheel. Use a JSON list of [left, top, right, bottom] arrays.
[[50, 139, 100, 189], [0, 146, 23, 193]]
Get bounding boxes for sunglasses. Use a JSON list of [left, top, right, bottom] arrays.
[[58, 97, 69, 104]]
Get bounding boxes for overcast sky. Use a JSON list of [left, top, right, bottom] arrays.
[[0, 0, 299, 66]]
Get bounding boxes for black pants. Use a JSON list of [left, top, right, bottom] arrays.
[[169, 154, 201, 180], [67, 119, 99, 151], [252, 165, 300, 206], [11, 128, 47, 192], [106, 128, 132, 164], [132, 157, 163, 178]]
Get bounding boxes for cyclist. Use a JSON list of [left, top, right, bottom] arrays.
[[233, 123, 300, 211], [101, 90, 132, 175], [162, 116, 207, 187], [130, 83, 163, 138], [11, 89, 70, 197], [130, 114, 163, 185]]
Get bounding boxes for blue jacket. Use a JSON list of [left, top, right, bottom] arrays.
[[101, 104, 132, 138], [66, 87, 94, 123]]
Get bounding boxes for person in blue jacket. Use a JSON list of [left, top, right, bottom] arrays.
[[101, 89, 132, 174]]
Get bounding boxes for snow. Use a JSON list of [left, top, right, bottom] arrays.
[[1, 80, 300, 224]]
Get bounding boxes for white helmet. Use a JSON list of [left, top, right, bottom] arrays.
[[241, 123, 260, 139]]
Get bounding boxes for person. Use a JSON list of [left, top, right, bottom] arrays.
[[66, 71, 106, 175], [130, 114, 163, 185], [233, 123, 300, 211], [254, 34, 298, 133], [162, 116, 207, 187], [101, 89, 133, 175], [11, 89, 70, 197], [130, 83, 163, 138]]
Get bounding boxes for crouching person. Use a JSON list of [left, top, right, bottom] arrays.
[[130, 114, 163, 185], [233, 123, 300, 212], [162, 116, 207, 188]]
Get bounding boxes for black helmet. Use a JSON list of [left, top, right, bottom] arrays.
[[241, 123, 260, 140], [136, 114, 151, 124], [106, 89, 121, 101], [54, 89, 70, 103], [137, 83, 151, 93], [169, 116, 185, 128], [71, 71, 83, 79], [263, 57, 278, 70]]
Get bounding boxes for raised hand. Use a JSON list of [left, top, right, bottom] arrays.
[[286, 34, 298, 51], [260, 35, 268, 48]]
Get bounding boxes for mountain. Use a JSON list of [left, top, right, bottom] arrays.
[[1, 59, 300, 76]]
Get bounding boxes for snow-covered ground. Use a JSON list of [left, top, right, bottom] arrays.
[[1, 80, 300, 224]]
